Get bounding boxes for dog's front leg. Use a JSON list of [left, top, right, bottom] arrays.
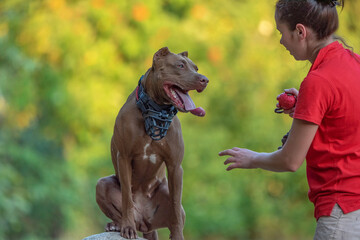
[[118, 156, 137, 239], [167, 164, 185, 240]]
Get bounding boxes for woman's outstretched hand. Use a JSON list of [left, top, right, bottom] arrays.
[[218, 147, 258, 171]]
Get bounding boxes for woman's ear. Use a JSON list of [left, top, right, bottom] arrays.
[[295, 23, 307, 40]]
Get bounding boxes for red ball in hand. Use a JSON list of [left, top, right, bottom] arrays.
[[277, 92, 296, 110]]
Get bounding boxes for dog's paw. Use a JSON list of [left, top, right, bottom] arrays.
[[121, 226, 138, 239], [105, 222, 120, 232]]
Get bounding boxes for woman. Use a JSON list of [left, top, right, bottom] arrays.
[[219, 0, 360, 239]]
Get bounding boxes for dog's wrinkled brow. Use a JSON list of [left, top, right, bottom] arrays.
[[184, 58, 198, 71], [191, 63, 198, 71]]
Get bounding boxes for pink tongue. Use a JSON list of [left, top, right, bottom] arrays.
[[175, 90, 206, 117], [190, 107, 205, 117]]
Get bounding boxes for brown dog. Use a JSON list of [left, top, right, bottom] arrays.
[[96, 47, 209, 240]]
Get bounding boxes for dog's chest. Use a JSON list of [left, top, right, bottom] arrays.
[[142, 142, 159, 164], [130, 142, 167, 183], [134, 141, 168, 168]]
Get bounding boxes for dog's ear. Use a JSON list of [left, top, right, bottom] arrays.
[[179, 51, 188, 58], [152, 47, 170, 70], [153, 47, 170, 61]]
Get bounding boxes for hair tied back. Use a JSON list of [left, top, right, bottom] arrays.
[[330, 0, 341, 7], [316, 0, 343, 8]]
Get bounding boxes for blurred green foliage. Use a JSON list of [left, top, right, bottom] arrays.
[[0, 0, 359, 239]]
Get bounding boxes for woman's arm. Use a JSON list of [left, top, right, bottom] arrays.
[[219, 118, 318, 172]]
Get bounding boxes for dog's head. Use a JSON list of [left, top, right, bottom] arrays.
[[147, 47, 209, 117]]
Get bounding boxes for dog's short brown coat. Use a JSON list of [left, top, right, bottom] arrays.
[[96, 47, 208, 240]]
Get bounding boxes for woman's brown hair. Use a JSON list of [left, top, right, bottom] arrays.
[[276, 0, 360, 62], [275, 0, 344, 40]]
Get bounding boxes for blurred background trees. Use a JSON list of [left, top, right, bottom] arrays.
[[1, 0, 359, 239]]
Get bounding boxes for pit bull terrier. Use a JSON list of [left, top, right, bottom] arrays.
[[96, 47, 209, 240]]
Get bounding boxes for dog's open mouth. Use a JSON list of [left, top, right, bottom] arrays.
[[163, 84, 205, 117]]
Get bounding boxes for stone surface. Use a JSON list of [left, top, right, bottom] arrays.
[[82, 232, 146, 240]]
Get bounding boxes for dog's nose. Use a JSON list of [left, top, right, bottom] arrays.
[[199, 75, 209, 85]]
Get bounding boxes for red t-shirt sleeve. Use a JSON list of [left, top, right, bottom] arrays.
[[293, 73, 334, 125]]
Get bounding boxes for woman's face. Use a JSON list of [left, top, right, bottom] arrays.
[[275, 14, 306, 61]]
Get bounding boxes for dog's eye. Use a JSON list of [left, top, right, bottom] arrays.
[[177, 63, 185, 69]]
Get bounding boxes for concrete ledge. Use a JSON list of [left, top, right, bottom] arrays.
[[82, 232, 146, 240]]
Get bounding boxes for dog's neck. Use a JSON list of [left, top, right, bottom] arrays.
[[142, 69, 173, 105], [136, 75, 178, 141]]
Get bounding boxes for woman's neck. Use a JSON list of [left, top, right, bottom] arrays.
[[308, 37, 335, 63]]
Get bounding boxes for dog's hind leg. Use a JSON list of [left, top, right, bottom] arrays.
[[144, 179, 185, 238], [143, 231, 158, 240], [96, 175, 123, 231]]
